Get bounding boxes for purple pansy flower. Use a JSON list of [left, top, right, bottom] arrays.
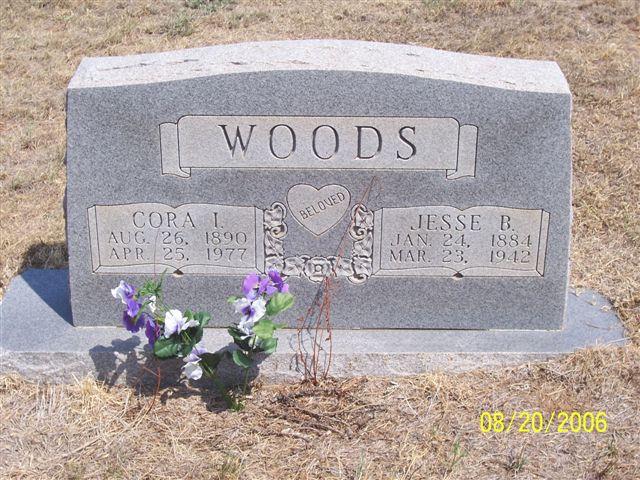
[[266, 269, 289, 295], [112, 280, 135, 303], [126, 298, 141, 317], [144, 315, 160, 347], [242, 273, 267, 300], [243, 271, 289, 299], [122, 310, 146, 333], [112, 280, 141, 318]]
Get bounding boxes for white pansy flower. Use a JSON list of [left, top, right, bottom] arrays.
[[148, 295, 157, 313], [233, 297, 266, 323], [233, 297, 266, 339], [164, 309, 198, 337], [182, 343, 207, 380], [237, 318, 255, 339], [183, 362, 203, 380]]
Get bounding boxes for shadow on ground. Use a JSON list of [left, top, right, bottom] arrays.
[[9, 261, 265, 412], [88, 338, 266, 411]]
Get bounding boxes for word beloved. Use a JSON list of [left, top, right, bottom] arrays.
[[298, 191, 347, 220]]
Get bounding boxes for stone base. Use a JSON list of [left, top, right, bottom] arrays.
[[0, 269, 627, 386]]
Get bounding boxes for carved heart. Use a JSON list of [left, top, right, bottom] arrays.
[[287, 184, 351, 236]]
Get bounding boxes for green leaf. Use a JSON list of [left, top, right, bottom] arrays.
[[153, 336, 181, 359], [227, 326, 252, 351], [138, 279, 162, 297], [266, 292, 294, 316], [193, 311, 211, 328], [194, 326, 204, 343], [176, 323, 204, 360], [200, 352, 222, 371], [252, 318, 278, 340], [227, 326, 243, 341], [227, 295, 241, 304], [231, 350, 252, 369], [257, 337, 278, 354]]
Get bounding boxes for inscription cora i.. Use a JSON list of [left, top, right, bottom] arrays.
[[88, 203, 263, 275]]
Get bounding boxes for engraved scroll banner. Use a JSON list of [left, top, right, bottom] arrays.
[[87, 203, 264, 274], [160, 116, 477, 179], [373, 206, 549, 277]]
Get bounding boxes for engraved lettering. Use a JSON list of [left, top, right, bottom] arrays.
[[149, 212, 162, 228], [376, 206, 549, 277], [88, 203, 259, 274], [269, 124, 296, 159], [163, 116, 478, 179], [167, 211, 177, 228], [287, 184, 351, 236], [312, 125, 339, 160], [356, 125, 382, 160], [133, 211, 145, 228], [218, 124, 256, 157], [397, 126, 416, 160]]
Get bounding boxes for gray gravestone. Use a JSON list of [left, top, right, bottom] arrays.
[[65, 40, 571, 329]]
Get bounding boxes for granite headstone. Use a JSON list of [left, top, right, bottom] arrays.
[[65, 40, 571, 329]]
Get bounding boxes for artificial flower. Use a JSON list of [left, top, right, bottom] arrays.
[[242, 273, 267, 300], [234, 296, 266, 324], [183, 343, 207, 380], [122, 310, 145, 333], [266, 268, 289, 295], [148, 295, 157, 313], [164, 309, 198, 337], [111, 280, 135, 303], [144, 315, 160, 347]]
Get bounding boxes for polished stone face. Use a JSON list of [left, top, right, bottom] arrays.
[[66, 40, 572, 329]]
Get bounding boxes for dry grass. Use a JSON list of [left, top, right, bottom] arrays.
[[0, 1, 639, 478], [1, 347, 639, 479]]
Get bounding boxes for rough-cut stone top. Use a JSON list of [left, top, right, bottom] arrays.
[[68, 39, 570, 94]]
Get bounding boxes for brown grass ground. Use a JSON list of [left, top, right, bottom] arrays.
[[0, 0, 638, 478]]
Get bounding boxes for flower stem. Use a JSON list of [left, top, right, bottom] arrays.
[[241, 336, 257, 395], [202, 363, 235, 409]]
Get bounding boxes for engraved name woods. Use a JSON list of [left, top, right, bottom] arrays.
[[160, 115, 478, 179]]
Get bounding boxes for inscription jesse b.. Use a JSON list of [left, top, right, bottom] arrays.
[[160, 115, 478, 179], [374, 206, 550, 277]]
